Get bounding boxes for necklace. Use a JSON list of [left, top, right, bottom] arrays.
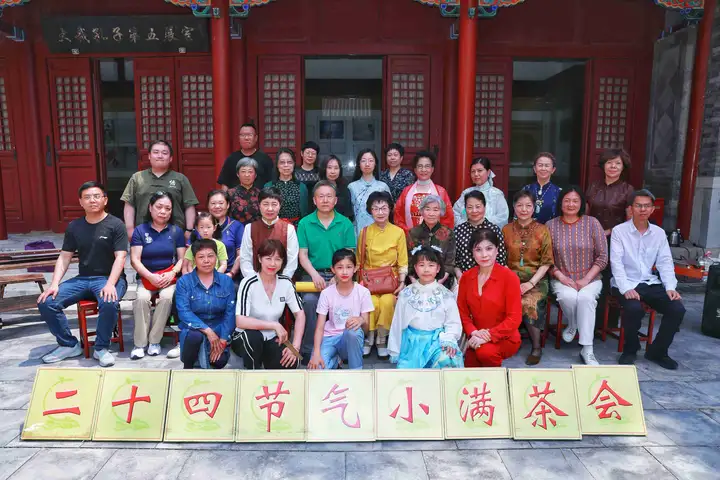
[[513, 220, 537, 267], [535, 183, 551, 214]]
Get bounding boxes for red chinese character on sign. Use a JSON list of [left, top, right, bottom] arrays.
[[184, 392, 223, 419], [588, 379, 632, 420], [42, 389, 81, 416], [111, 385, 151, 424], [255, 381, 290, 433], [523, 382, 568, 430], [321, 384, 360, 429], [389, 386, 429, 424], [459, 383, 495, 426]]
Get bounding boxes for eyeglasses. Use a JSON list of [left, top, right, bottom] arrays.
[[416, 165, 433, 170], [81, 194, 105, 201], [239, 133, 255, 139], [371, 206, 389, 213], [633, 203, 654, 210]]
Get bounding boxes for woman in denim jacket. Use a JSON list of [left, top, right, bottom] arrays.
[[175, 239, 236, 369]]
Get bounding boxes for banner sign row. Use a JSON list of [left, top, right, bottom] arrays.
[[22, 366, 646, 443]]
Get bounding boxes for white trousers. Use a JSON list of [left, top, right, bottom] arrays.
[[551, 279, 602, 346]]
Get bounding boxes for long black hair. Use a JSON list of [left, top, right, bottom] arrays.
[[353, 148, 381, 181]]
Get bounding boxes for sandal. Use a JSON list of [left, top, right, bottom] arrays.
[[525, 348, 543, 366]]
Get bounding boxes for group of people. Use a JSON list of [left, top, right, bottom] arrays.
[[36, 127, 686, 373]]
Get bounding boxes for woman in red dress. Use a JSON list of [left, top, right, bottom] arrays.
[[458, 228, 522, 367]]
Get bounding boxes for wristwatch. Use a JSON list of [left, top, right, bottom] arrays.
[[184, 228, 193, 233]]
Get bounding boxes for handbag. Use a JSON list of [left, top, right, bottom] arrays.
[[358, 227, 398, 295], [141, 265, 177, 291]]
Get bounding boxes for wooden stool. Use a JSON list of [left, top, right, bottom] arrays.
[[601, 296, 656, 352], [542, 294, 565, 350], [77, 300, 125, 358]]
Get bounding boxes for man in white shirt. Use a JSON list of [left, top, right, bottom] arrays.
[[610, 189, 685, 369]]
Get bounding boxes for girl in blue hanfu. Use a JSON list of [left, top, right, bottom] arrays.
[[387, 245, 464, 368]]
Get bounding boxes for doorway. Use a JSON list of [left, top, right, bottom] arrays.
[[304, 57, 383, 181], [97, 58, 137, 218], [509, 60, 586, 194]]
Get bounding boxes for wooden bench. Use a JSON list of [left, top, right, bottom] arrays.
[[0, 273, 46, 328]]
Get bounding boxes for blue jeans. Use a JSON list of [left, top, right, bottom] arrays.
[[37, 276, 127, 352], [320, 328, 364, 369]]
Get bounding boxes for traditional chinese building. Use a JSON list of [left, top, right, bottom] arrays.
[[0, 0, 713, 245]]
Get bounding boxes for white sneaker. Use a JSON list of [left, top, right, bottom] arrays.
[[93, 349, 115, 367], [167, 344, 181, 359], [363, 344, 372, 356], [580, 351, 600, 366], [42, 344, 83, 364], [562, 326, 577, 343], [147, 344, 162, 356], [377, 344, 389, 359], [130, 346, 145, 360]]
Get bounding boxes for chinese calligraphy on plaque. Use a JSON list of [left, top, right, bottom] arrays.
[[307, 371, 375, 442], [92, 369, 170, 441], [41, 16, 209, 54], [572, 365, 646, 435], [22, 368, 104, 441], [375, 370, 444, 440], [509, 369, 581, 440], [442, 368, 511, 439], [236, 371, 306, 442], [164, 370, 238, 442]]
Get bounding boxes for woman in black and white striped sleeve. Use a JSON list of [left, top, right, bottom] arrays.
[[230, 238, 306, 369]]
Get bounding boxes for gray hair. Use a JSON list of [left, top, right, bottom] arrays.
[[236, 157, 258, 172], [419, 194, 446, 215]]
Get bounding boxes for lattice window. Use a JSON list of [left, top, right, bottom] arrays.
[[55, 76, 90, 151], [474, 74, 505, 149], [262, 73, 296, 149], [595, 77, 629, 149], [390, 73, 425, 148], [0, 77, 11, 151], [181, 74, 213, 149], [140, 75, 173, 148]]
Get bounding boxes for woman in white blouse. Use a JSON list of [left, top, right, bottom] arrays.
[[453, 157, 509, 228], [231, 239, 306, 369]]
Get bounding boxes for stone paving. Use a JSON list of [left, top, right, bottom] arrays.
[[1, 232, 720, 479]]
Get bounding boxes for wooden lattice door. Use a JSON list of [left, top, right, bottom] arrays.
[[0, 59, 22, 226], [47, 58, 99, 222], [257, 56, 302, 157]]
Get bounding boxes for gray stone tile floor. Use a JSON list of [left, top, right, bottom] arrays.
[[1, 232, 720, 479]]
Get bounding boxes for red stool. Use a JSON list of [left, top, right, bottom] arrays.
[[542, 294, 565, 349], [600, 296, 656, 352], [77, 300, 125, 358]]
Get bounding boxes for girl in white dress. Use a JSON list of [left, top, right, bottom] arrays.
[[387, 246, 463, 369]]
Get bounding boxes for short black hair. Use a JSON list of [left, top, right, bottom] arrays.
[[313, 180, 337, 196], [464, 190, 486, 206], [599, 148, 631, 171], [239, 123, 258, 134], [148, 139, 173, 156], [191, 238, 218, 257], [144, 191, 174, 224], [470, 228, 500, 250], [301, 141, 320, 155], [365, 190, 393, 215], [413, 150, 436, 169], [332, 248, 357, 267], [78, 181, 107, 198], [275, 148, 297, 181], [410, 245, 445, 281], [353, 148, 380, 181], [629, 188, 656, 206], [255, 238, 288, 273], [259, 186, 283, 205], [385, 143, 405, 158], [513, 189, 537, 205], [557, 185, 586, 216], [207, 189, 231, 206]]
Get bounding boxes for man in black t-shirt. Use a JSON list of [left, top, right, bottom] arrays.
[[38, 181, 129, 367], [217, 123, 274, 190]]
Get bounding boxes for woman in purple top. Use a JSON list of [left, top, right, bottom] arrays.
[[546, 186, 607, 366]]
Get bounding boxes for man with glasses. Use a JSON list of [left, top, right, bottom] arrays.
[[297, 181, 356, 362], [610, 189, 685, 369], [121, 140, 199, 242], [217, 123, 274, 190], [38, 181, 128, 367]]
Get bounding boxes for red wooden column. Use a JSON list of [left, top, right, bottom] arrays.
[[677, 0, 716, 237], [212, 2, 232, 179], [454, 0, 478, 193], [0, 166, 7, 240], [442, 37, 458, 197]]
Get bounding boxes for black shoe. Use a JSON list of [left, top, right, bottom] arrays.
[[645, 352, 679, 370], [618, 352, 637, 365]]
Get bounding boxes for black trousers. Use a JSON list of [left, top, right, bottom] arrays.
[[181, 329, 230, 370], [613, 283, 686, 355], [231, 329, 297, 370]]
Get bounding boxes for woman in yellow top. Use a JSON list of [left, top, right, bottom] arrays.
[[359, 191, 408, 359]]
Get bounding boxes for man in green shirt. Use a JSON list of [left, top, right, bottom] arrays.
[[121, 140, 199, 242], [297, 180, 356, 361]]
